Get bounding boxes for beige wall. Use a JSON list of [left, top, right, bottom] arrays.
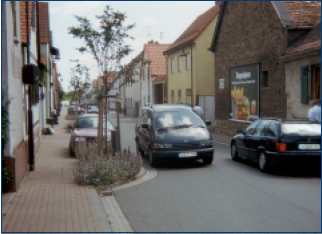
[[194, 17, 217, 97], [166, 47, 193, 105], [167, 17, 217, 106], [285, 55, 320, 119]]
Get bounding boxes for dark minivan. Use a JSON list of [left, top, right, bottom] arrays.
[[135, 105, 214, 167], [231, 118, 321, 172]]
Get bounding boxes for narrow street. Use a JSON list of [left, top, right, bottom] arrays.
[[2, 1, 321, 232], [114, 117, 321, 232]]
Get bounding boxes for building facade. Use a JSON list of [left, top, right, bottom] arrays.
[[210, 1, 320, 137], [2, 1, 61, 191], [2, 1, 28, 191], [123, 41, 169, 116], [164, 5, 218, 121], [282, 23, 320, 120]]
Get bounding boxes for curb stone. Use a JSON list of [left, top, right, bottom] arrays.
[[99, 167, 157, 232]]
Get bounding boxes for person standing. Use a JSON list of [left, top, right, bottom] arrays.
[[308, 99, 321, 123]]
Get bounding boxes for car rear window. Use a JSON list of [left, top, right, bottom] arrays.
[[281, 123, 321, 136]]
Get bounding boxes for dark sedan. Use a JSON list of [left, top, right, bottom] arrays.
[[230, 119, 321, 172], [135, 105, 214, 167]]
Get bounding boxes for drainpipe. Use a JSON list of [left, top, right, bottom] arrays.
[[36, 1, 43, 129], [26, 1, 35, 171], [190, 46, 193, 106], [147, 61, 151, 105]]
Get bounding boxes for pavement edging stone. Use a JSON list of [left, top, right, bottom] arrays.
[[99, 167, 157, 232]]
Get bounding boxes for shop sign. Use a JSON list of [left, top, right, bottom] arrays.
[[230, 64, 259, 121]]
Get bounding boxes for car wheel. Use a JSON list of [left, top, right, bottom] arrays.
[[202, 156, 213, 165], [230, 143, 239, 161], [258, 152, 271, 172], [148, 151, 157, 167]]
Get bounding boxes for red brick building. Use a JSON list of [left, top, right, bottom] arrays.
[[210, 1, 320, 137]]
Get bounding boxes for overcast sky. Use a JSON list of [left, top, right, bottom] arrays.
[[49, 1, 215, 91]]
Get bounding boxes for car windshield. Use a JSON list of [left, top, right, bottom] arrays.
[[76, 116, 114, 130], [282, 123, 321, 136], [154, 110, 205, 130], [76, 117, 98, 128]]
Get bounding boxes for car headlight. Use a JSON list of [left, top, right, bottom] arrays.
[[153, 143, 172, 149], [75, 137, 86, 142]]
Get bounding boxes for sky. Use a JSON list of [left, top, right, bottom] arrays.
[[49, 1, 215, 91]]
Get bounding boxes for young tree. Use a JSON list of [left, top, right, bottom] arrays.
[[69, 61, 90, 106], [69, 6, 134, 154]]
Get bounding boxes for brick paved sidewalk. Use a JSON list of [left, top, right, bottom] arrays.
[[2, 114, 112, 232]]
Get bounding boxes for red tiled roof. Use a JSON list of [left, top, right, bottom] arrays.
[[39, 2, 50, 44], [20, 1, 34, 44], [284, 22, 320, 58], [20, 2, 51, 44], [211, 1, 321, 51], [164, 5, 219, 54], [143, 42, 169, 81], [278, 1, 321, 29]]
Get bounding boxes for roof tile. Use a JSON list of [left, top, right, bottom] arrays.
[[164, 5, 219, 54]]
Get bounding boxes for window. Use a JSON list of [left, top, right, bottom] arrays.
[[261, 71, 269, 87], [171, 57, 175, 73], [178, 53, 187, 72], [10, 2, 17, 38], [177, 90, 182, 103], [177, 56, 180, 72], [171, 90, 175, 103], [245, 120, 259, 135], [154, 109, 205, 129], [301, 64, 320, 104]]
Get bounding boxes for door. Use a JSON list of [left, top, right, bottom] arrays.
[[240, 120, 260, 159], [198, 96, 215, 121]]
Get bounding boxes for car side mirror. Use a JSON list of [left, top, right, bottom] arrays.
[[237, 129, 246, 135], [141, 123, 149, 129], [205, 120, 211, 126]]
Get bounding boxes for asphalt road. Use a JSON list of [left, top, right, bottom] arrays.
[[114, 118, 321, 232]]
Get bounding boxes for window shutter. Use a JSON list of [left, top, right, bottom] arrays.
[[300, 66, 309, 104]]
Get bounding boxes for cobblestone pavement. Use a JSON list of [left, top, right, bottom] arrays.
[[2, 111, 111, 232]]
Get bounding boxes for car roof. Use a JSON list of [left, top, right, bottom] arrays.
[[78, 113, 98, 118], [254, 118, 318, 125], [143, 104, 193, 113]]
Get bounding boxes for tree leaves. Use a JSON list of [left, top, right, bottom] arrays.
[[68, 5, 134, 76]]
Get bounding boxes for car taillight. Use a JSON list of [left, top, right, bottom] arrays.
[[276, 143, 287, 152]]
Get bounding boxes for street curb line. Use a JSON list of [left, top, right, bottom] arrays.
[[112, 168, 157, 192], [214, 140, 229, 146], [100, 168, 157, 232], [102, 196, 133, 232]]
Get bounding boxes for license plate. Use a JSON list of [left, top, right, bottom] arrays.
[[179, 152, 197, 158], [298, 144, 320, 150]]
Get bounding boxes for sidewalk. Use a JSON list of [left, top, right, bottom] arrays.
[[2, 113, 112, 232]]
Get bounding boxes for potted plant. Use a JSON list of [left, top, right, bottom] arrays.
[[2, 164, 13, 193]]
